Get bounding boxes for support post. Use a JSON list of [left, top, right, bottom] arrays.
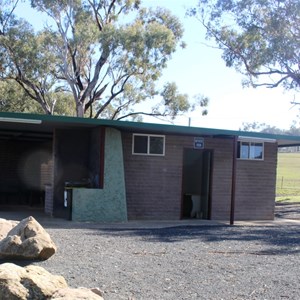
[[99, 127, 106, 189], [230, 136, 238, 225]]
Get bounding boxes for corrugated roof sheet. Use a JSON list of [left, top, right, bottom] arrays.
[[0, 111, 299, 147]]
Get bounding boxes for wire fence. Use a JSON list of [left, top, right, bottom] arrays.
[[276, 177, 300, 190]]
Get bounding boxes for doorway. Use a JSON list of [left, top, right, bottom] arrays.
[[0, 139, 53, 209], [181, 149, 212, 219]]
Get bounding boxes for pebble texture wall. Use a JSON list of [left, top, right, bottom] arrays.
[[72, 128, 127, 222]]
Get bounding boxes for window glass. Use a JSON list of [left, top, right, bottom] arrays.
[[252, 143, 263, 159], [133, 134, 165, 156], [133, 135, 148, 154], [241, 142, 249, 159], [238, 141, 263, 160], [149, 136, 164, 154]]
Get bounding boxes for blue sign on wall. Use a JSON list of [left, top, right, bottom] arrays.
[[194, 137, 204, 149]]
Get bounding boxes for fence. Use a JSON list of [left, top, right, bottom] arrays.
[[276, 177, 300, 191]]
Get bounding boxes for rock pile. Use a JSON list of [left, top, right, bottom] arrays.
[[0, 217, 104, 299]]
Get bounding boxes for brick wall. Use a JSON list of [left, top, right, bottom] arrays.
[[122, 133, 235, 220], [122, 133, 277, 221], [122, 134, 182, 220], [235, 142, 277, 220], [44, 184, 54, 215], [209, 138, 234, 221]]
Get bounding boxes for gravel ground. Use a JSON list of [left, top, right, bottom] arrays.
[[2, 204, 300, 300]]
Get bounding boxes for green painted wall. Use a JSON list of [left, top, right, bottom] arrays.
[[72, 128, 127, 222]]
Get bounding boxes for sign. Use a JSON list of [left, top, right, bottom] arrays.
[[194, 137, 204, 149]]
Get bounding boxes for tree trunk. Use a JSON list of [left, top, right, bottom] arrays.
[[76, 102, 85, 117]]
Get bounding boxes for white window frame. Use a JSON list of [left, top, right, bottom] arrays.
[[132, 134, 165, 156], [237, 138, 265, 160]]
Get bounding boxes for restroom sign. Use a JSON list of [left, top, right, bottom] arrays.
[[194, 137, 204, 149]]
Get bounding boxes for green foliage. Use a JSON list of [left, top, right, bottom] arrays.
[[190, 0, 300, 91], [160, 82, 190, 119], [0, 0, 207, 120], [0, 80, 43, 113], [240, 122, 285, 134], [0, 80, 76, 115], [0, 2, 61, 114], [241, 121, 300, 136]]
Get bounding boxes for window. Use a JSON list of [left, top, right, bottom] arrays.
[[132, 134, 165, 156], [237, 141, 263, 160]]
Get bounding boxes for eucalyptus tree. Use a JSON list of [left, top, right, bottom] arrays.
[[0, 0, 206, 119], [0, 80, 42, 114], [0, 0, 59, 114], [190, 0, 300, 91], [0, 80, 75, 115]]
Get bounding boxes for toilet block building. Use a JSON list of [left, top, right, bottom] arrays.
[[0, 112, 299, 223]]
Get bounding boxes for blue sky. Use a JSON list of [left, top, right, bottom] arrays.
[[145, 0, 299, 130], [15, 0, 299, 130]]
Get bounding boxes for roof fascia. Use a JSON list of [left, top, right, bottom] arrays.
[[1, 112, 300, 146]]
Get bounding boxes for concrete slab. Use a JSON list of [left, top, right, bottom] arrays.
[[1, 206, 300, 230]]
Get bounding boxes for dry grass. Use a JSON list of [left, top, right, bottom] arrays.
[[276, 152, 300, 203]]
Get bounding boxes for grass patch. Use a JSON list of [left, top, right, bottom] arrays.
[[276, 152, 300, 203]]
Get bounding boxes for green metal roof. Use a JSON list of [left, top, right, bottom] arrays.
[[0, 111, 299, 147]]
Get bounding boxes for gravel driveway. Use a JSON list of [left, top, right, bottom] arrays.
[[2, 204, 300, 300]]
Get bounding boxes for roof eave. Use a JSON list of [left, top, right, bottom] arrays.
[[0, 112, 300, 147]]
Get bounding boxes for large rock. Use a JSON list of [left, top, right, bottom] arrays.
[[0, 263, 104, 300], [0, 263, 68, 300], [0, 218, 19, 240], [0, 216, 56, 260], [50, 287, 104, 300]]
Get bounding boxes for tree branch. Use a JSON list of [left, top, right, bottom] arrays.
[[199, 10, 299, 90], [94, 72, 133, 118], [80, 47, 110, 106], [116, 111, 167, 121], [107, 0, 117, 16], [1, 0, 20, 34], [88, 0, 103, 30], [110, 98, 133, 120], [84, 83, 108, 112], [68, 45, 84, 91], [15, 77, 52, 114], [252, 75, 290, 88]]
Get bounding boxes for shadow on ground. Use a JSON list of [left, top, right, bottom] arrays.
[[1, 204, 300, 256], [275, 203, 300, 220], [86, 224, 300, 255]]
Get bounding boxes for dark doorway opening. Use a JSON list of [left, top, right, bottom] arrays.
[[52, 127, 104, 219], [0, 138, 53, 209], [181, 149, 213, 219]]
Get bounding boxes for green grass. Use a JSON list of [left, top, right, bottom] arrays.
[[276, 152, 300, 203]]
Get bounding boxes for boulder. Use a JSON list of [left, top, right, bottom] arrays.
[[0, 218, 19, 240], [0, 263, 68, 300], [0, 216, 57, 260], [50, 287, 104, 300], [0, 263, 104, 300]]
